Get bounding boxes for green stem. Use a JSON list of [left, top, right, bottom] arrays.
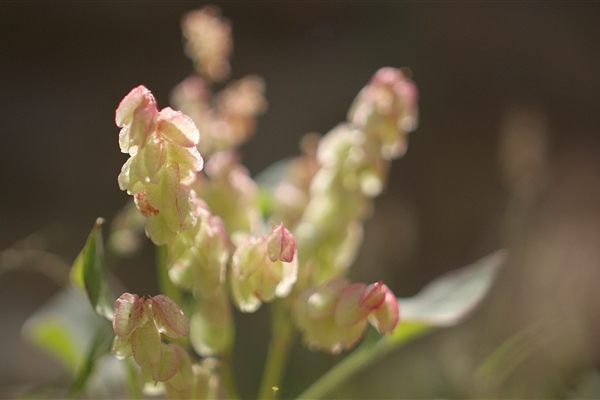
[[126, 358, 143, 400], [220, 355, 241, 400], [296, 322, 432, 400], [258, 301, 296, 400], [155, 245, 181, 305]]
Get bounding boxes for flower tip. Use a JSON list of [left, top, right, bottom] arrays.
[[267, 222, 296, 263]]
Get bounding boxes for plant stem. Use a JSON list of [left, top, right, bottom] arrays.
[[258, 301, 295, 400], [296, 322, 432, 399], [220, 354, 241, 400], [155, 245, 182, 305], [126, 358, 143, 400]]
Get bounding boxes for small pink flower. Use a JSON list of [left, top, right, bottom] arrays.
[[294, 278, 400, 353], [267, 223, 296, 263]]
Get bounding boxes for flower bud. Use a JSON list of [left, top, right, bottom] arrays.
[[230, 232, 298, 313], [267, 223, 296, 263], [116, 85, 158, 153]]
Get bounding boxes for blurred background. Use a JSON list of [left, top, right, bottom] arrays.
[[1, 2, 600, 398]]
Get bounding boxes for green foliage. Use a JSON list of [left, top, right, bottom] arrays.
[[70, 218, 114, 321]]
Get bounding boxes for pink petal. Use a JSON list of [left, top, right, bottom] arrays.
[[151, 343, 183, 382], [369, 288, 400, 334], [266, 223, 296, 263], [157, 107, 200, 148], [131, 320, 162, 367], [115, 85, 156, 127], [112, 293, 143, 338], [129, 103, 158, 148], [359, 281, 386, 310], [335, 283, 370, 327], [150, 295, 190, 339]]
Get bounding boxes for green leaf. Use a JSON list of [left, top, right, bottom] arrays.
[[66, 325, 115, 398], [25, 318, 81, 375], [22, 288, 109, 375], [70, 218, 114, 320], [398, 249, 507, 326]]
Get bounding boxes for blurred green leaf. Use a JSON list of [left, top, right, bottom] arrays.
[[25, 318, 81, 375], [23, 288, 108, 376], [66, 325, 115, 398], [296, 250, 506, 399], [70, 218, 114, 320], [398, 249, 507, 326]]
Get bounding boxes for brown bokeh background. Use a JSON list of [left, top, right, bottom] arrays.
[[1, 2, 600, 398]]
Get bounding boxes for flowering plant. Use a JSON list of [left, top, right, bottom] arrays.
[[17, 6, 503, 399]]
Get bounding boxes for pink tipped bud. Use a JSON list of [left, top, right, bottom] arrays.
[[113, 293, 144, 338], [368, 285, 400, 334], [267, 223, 296, 262], [359, 281, 386, 310], [150, 295, 190, 339], [115, 85, 156, 127], [116, 85, 158, 151]]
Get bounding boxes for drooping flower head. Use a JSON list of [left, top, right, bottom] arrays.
[[116, 85, 203, 244], [112, 293, 190, 383], [348, 67, 419, 160]]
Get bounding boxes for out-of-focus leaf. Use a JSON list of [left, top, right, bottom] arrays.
[[296, 250, 506, 399], [70, 218, 114, 320], [66, 325, 115, 398], [25, 319, 81, 375], [22, 288, 108, 375], [399, 249, 507, 326]]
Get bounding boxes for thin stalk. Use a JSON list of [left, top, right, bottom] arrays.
[[126, 358, 143, 400], [296, 322, 432, 400], [258, 301, 296, 400], [155, 245, 182, 305], [220, 355, 241, 400]]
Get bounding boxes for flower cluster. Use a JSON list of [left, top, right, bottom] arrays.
[[294, 278, 399, 353], [112, 293, 191, 392], [108, 6, 419, 398], [182, 6, 232, 83], [348, 67, 419, 160], [116, 86, 203, 245], [283, 67, 418, 287]]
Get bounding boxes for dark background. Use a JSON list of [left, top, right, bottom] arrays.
[[1, 2, 600, 398]]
